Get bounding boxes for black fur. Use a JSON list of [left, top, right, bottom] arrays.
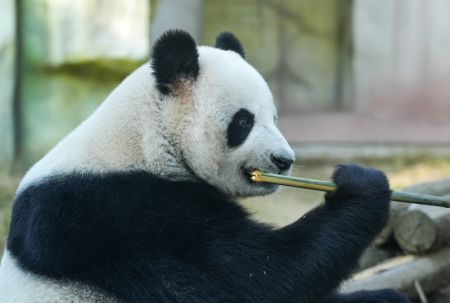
[[151, 30, 199, 95], [8, 165, 410, 303], [323, 289, 410, 303], [215, 32, 245, 58], [227, 108, 255, 147]]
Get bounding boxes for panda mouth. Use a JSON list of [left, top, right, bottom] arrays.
[[240, 166, 274, 188], [241, 167, 257, 183]]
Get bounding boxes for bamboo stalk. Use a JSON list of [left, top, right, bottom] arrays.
[[251, 171, 450, 208]]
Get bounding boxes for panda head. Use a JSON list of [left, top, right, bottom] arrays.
[[151, 30, 295, 197]]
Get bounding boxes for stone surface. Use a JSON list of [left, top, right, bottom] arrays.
[[279, 113, 450, 144], [16, 0, 150, 167], [21, 72, 119, 167], [203, 0, 350, 113], [24, 0, 150, 66]]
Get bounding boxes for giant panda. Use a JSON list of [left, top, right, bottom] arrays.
[[0, 30, 410, 303]]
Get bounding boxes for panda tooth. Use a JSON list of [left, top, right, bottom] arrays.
[[250, 171, 262, 182]]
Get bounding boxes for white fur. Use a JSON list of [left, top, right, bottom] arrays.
[[175, 47, 294, 196], [0, 251, 116, 302], [1, 46, 294, 302]]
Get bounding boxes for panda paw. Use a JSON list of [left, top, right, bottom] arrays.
[[325, 164, 391, 209]]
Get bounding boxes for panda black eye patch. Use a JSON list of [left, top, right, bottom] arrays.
[[227, 108, 255, 147]]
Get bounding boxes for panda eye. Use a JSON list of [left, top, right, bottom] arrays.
[[227, 109, 255, 147], [238, 116, 251, 128]]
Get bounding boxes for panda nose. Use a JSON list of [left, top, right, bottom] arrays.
[[271, 154, 294, 171]]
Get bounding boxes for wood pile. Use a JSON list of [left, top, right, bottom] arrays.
[[342, 178, 450, 302]]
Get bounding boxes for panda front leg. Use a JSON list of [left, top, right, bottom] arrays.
[[222, 164, 406, 302], [266, 164, 395, 301], [265, 165, 411, 302]]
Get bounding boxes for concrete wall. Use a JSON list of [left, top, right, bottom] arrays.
[[204, 0, 348, 113], [354, 0, 450, 122]]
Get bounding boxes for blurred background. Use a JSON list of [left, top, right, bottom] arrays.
[[1, 0, 450, 301]]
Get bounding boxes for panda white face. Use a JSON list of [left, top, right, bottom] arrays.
[[152, 31, 295, 197], [187, 48, 294, 197]]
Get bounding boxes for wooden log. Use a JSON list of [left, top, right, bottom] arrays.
[[393, 204, 450, 253], [427, 284, 450, 303], [374, 202, 408, 247], [341, 246, 450, 299], [374, 178, 450, 248], [359, 246, 397, 270]]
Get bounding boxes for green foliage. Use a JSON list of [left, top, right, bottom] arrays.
[[19, 59, 145, 170], [0, 174, 19, 250], [43, 59, 146, 82]]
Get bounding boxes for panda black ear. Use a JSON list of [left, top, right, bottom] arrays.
[[151, 30, 200, 95], [215, 32, 245, 59]]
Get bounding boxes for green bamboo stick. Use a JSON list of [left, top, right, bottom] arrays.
[[251, 171, 450, 208]]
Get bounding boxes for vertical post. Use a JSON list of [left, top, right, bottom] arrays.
[[150, 0, 203, 45], [334, 0, 354, 110], [0, 0, 16, 172], [12, 0, 24, 172]]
